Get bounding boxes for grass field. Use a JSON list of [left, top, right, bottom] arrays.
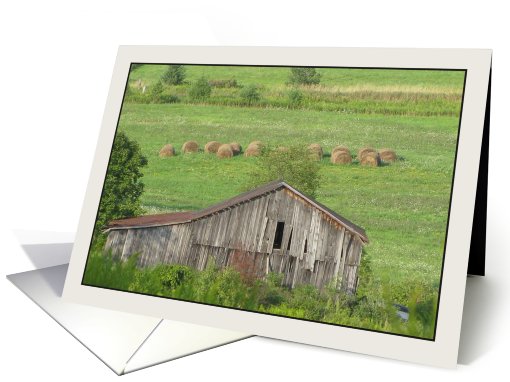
[[86, 64, 464, 337]]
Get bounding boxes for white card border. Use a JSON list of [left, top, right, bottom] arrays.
[[62, 46, 492, 368]]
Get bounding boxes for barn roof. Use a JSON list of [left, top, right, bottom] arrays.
[[106, 180, 368, 242], [106, 211, 195, 230]]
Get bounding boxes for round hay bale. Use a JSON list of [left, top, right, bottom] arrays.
[[308, 143, 323, 161], [205, 141, 222, 154], [244, 145, 261, 157], [358, 147, 377, 160], [360, 151, 381, 167], [379, 148, 397, 162], [181, 140, 199, 154], [217, 144, 233, 159], [247, 140, 263, 149], [230, 142, 242, 156], [330, 150, 352, 164], [159, 144, 175, 158], [332, 145, 350, 156]]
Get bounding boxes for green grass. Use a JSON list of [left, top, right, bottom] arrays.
[[86, 65, 464, 336], [131, 64, 464, 89]]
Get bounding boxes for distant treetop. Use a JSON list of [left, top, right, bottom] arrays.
[[288, 67, 321, 85], [161, 65, 186, 85]]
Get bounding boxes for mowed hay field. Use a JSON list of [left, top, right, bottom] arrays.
[[116, 64, 465, 307]]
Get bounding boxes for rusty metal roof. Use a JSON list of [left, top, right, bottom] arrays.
[[105, 180, 368, 242], [107, 211, 195, 229]]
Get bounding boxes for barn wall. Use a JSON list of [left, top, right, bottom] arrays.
[[103, 187, 364, 293], [104, 223, 192, 267], [188, 188, 362, 291]]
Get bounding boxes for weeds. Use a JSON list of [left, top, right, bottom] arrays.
[[84, 250, 439, 339]]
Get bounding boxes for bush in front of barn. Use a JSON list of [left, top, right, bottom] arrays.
[[84, 248, 439, 338], [160, 265, 194, 290]]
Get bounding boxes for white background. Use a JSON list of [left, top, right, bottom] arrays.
[[1, 1, 508, 380]]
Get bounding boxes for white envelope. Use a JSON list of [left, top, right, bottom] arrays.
[[7, 242, 250, 375]]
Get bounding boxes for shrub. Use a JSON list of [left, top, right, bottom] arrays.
[[288, 89, 303, 105], [161, 65, 186, 85], [288, 285, 327, 321], [158, 94, 180, 104], [150, 81, 164, 97], [189, 77, 212, 100], [214, 267, 247, 307], [288, 67, 321, 85], [240, 84, 260, 105], [258, 272, 285, 307], [160, 265, 194, 290], [194, 262, 219, 301], [245, 145, 322, 198], [150, 85, 180, 104]]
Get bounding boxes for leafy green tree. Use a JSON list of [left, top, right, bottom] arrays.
[[240, 84, 261, 105], [150, 80, 164, 101], [151, 80, 163, 94], [189, 77, 212, 100], [288, 67, 321, 85], [161, 65, 186, 85], [245, 145, 321, 198], [94, 131, 148, 237]]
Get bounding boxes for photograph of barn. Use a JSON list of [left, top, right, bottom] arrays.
[[104, 180, 368, 294], [82, 63, 463, 338]]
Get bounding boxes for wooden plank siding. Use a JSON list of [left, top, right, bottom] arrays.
[[104, 187, 365, 293]]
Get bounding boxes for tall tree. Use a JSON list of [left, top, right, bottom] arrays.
[[94, 131, 148, 237], [161, 64, 186, 85]]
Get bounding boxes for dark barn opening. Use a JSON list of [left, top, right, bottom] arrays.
[[273, 221, 285, 249]]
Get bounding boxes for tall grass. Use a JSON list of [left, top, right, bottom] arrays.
[[84, 250, 438, 339], [125, 65, 464, 117], [124, 82, 462, 117]]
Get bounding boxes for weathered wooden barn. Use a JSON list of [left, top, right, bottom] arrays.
[[104, 180, 368, 294]]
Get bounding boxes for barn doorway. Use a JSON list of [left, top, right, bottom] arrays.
[[273, 221, 285, 249]]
